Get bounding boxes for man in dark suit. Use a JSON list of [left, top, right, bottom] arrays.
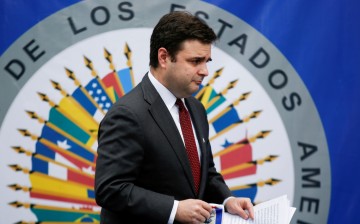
[[95, 11, 254, 223]]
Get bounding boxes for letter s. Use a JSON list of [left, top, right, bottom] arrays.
[[118, 2, 134, 21], [282, 92, 302, 111]]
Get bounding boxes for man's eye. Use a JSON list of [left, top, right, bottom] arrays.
[[192, 59, 202, 64]]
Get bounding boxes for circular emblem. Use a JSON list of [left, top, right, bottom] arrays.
[[0, 0, 331, 223]]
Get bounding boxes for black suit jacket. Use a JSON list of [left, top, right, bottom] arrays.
[[95, 74, 232, 223]]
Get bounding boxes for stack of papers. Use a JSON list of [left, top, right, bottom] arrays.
[[206, 195, 296, 224]]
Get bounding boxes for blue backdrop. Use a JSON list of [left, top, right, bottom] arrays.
[[1, 0, 359, 223]]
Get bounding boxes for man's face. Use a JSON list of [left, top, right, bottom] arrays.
[[163, 39, 212, 98]]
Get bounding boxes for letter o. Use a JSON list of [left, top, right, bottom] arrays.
[[91, 6, 110, 26], [269, 69, 288, 89]]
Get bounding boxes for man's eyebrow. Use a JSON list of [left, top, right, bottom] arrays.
[[188, 57, 212, 62]]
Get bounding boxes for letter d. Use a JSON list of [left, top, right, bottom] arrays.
[[5, 59, 25, 80], [249, 47, 270, 68]]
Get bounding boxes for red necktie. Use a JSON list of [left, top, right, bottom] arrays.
[[176, 99, 201, 194]]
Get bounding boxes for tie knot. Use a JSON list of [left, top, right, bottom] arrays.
[[175, 99, 186, 111]]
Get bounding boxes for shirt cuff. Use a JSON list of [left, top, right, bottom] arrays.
[[167, 200, 179, 224]]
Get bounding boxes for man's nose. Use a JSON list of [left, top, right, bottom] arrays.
[[198, 64, 209, 76]]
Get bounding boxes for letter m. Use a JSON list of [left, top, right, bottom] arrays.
[[302, 168, 321, 188]]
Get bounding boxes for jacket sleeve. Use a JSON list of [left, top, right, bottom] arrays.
[[94, 103, 174, 223]]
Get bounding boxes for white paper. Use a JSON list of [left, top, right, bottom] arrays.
[[209, 195, 296, 224]]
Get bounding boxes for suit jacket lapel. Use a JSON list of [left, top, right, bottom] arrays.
[[141, 74, 197, 195]]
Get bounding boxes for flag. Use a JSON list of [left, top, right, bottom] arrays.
[[30, 205, 100, 222], [84, 78, 113, 113], [211, 107, 241, 133], [219, 139, 255, 180]]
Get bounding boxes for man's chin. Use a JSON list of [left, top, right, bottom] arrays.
[[189, 86, 200, 96]]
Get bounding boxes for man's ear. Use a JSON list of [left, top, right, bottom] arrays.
[[158, 47, 168, 68]]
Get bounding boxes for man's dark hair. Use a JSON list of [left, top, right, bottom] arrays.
[[149, 11, 217, 68]]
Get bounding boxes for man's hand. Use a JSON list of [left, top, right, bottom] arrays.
[[175, 199, 212, 224], [225, 197, 254, 220]]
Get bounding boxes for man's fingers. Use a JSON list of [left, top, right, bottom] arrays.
[[225, 197, 255, 220], [199, 207, 211, 221], [236, 208, 249, 220], [194, 201, 211, 222], [242, 199, 254, 219], [201, 201, 213, 213], [247, 206, 254, 219], [176, 199, 213, 223]]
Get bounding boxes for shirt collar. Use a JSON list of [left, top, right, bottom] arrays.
[[148, 70, 178, 110]]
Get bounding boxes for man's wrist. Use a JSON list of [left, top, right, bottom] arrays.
[[223, 196, 235, 211]]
